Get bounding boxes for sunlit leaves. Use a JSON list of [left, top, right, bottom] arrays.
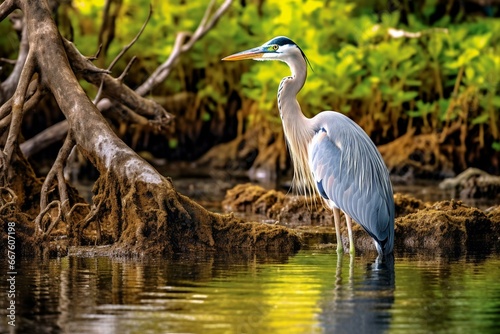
[[67, 0, 500, 151], [428, 33, 444, 60]]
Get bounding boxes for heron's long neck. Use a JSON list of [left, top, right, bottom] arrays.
[[277, 57, 315, 196], [277, 57, 307, 126]]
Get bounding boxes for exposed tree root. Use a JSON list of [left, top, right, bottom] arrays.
[[35, 131, 76, 236], [85, 170, 300, 255], [0, 0, 301, 259], [378, 129, 455, 179], [439, 167, 500, 199]]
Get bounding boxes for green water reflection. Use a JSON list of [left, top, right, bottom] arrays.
[[1, 250, 499, 333]]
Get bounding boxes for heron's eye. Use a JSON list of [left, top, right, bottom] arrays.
[[272, 45, 279, 51]]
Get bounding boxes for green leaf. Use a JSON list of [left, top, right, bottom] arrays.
[[428, 35, 443, 59], [168, 138, 178, 149], [492, 96, 500, 108], [405, 80, 422, 86], [407, 110, 423, 118], [467, 33, 492, 50], [202, 112, 211, 122], [447, 48, 480, 69], [471, 112, 489, 125]]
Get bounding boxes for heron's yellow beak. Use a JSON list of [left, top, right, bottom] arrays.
[[222, 47, 265, 61]]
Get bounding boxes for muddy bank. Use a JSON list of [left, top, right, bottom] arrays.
[[223, 183, 500, 255], [1, 178, 301, 258]]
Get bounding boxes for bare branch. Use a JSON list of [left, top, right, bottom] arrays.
[[117, 56, 137, 81], [64, 39, 171, 120], [1, 13, 29, 101], [20, 120, 68, 157], [0, 0, 16, 22], [0, 84, 42, 149], [93, 81, 105, 104], [135, 0, 233, 96], [182, 0, 232, 51], [89, 44, 103, 60], [0, 58, 17, 65], [107, 4, 152, 71]]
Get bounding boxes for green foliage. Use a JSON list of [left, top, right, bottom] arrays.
[[229, 0, 499, 155], [68, 0, 500, 156]]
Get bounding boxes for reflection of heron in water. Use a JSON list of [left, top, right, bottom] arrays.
[[319, 254, 395, 333]]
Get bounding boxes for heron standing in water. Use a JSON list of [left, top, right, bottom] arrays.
[[223, 36, 394, 256]]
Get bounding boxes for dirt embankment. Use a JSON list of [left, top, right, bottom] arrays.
[[222, 183, 500, 255]]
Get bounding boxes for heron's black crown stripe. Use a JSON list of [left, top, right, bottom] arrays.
[[269, 36, 296, 47]]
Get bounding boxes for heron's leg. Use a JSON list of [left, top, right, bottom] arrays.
[[345, 214, 355, 255], [333, 208, 343, 254]]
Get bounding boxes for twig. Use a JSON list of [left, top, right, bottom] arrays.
[[89, 44, 103, 60], [135, 0, 233, 96], [117, 56, 137, 81], [93, 80, 105, 105], [0, 58, 17, 65], [107, 4, 152, 71], [0, 0, 16, 22]]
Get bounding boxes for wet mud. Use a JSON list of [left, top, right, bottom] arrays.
[[1, 160, 301, 258], [222, 183, 500, 255]]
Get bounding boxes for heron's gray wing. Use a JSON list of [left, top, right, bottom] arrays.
[[309, 112, 394, 250], [308, 128, 342, 208]]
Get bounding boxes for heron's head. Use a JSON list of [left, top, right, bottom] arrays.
[[222, 36, 310, 66]]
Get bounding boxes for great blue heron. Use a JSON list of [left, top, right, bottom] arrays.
[[223, 36, 394, 256]]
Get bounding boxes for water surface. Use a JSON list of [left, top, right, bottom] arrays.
[[3, 178, 499, 333], [1, 250, 499, 333]]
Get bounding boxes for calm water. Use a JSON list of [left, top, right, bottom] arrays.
[[2, 178, 499, 333], [1, 250, 499, 334]]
